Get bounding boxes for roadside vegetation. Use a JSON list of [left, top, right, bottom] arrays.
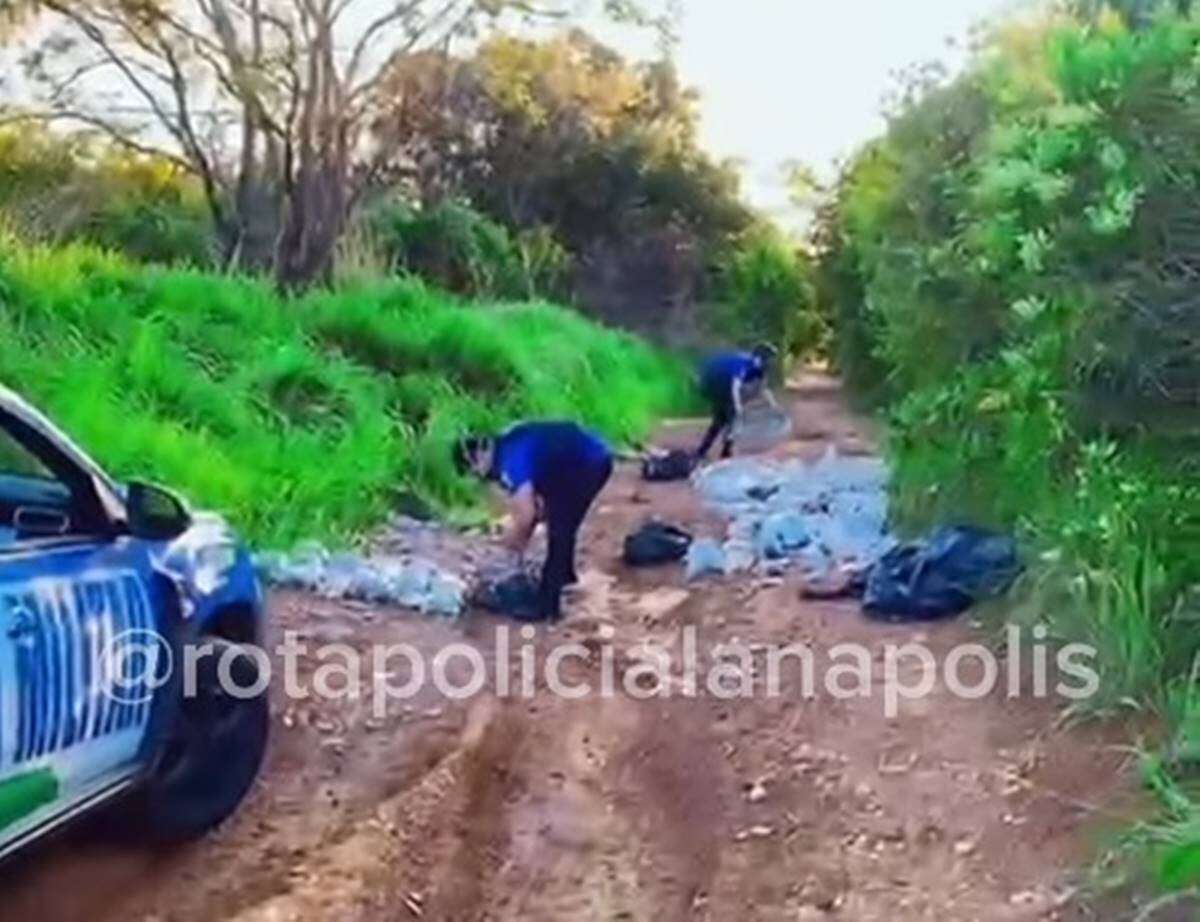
[[0, 236, 689, 547], [817, 0, 1200, 897]]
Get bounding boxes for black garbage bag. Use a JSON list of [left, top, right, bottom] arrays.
[[623, 521, 693, 567], [863, 526, 1020, 622], [472, 571, 546, 622], [642, 450, 695, 483]]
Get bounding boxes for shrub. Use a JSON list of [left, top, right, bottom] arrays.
[[815, 16, 1200, 896], [821, 10, 1200, 888], [0, 128, 214, 265], [710, 232, 822, 360], [368, 198, 573, 301]]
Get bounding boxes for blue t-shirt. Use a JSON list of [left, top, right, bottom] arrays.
[[700, 352, 765, 397], [491, 422, 611, 495]]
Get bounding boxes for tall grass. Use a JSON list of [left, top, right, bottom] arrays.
[[0, 237, 690, 546]]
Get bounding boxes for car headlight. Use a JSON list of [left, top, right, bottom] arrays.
[[191, 542, 239, 596]]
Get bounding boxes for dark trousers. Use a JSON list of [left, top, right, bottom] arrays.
[[696, 391, 736, 461], [539, 456, 613, 620]]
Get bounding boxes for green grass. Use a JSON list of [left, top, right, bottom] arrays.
[[0, 238, 691, 547]]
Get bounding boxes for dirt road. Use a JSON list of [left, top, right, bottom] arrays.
[[0, 376, 1132, 921]]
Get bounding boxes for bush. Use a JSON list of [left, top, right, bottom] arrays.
[[0, 238, 689, 547], [368, 198, 573, 301], [820, 9, 1200, 890], [825, 9, 1200, 680], [0, 128, 214, 265], [710, 232, 821, 359]]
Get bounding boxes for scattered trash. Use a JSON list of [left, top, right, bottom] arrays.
[[954, 837, 977, 857], [733, 824, 776, 842], [370, 514, 490, 575], [685, 539, 727, 581], [692, 449, 1019, 622], [624, 520, 693, 567], [471, 568, 544, 622], [256, 543, 466, 617], [863, 526, 1020, 622], [755, 512, 811, 560], [694, 447, 893, 580], [641, 449, 696, 483]]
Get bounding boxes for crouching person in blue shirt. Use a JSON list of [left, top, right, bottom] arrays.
[[455, 421, 614, 622], [696, 343, 780, 461]]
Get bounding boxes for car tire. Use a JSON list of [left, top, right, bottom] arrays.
[[126, 637, 269, 842]]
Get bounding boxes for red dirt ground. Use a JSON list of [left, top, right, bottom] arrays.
[[0, 375, 1136, 921]]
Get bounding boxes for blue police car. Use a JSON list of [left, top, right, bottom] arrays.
[[0, 385, 268, 861]]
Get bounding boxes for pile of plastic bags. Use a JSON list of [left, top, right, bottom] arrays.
[[256, 542, 467, 617], [686, 449, 1021, 620], [687, 447, 893, 581]]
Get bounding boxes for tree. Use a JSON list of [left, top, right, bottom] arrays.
[[10, 0, 673, 286], [1066, 0, 1195, 27], [364, 30, 753, 327]]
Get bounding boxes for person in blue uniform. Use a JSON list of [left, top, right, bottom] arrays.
[[695, 343, 779, 460], [455, 421, 614, 621]]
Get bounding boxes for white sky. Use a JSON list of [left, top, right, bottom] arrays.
[[589, 0, 1026, 228]]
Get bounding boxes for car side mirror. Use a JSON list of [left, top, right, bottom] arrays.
[[127, 481, 192, 541]]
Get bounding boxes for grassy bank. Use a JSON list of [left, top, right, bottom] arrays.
[[0, 239, 690, 546]]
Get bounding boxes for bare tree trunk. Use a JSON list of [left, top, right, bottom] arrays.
[[275, 158, 347, 288]]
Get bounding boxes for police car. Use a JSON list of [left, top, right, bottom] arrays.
[[0, 385, 268, 861]]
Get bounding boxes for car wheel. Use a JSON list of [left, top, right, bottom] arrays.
[[128, 637, 269, 842]]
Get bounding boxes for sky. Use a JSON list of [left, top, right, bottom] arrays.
[[590, 0, 1025, 228]]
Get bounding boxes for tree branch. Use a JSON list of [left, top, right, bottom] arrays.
[[344, 0, 422, 87], [346, 0, 467, 109], [40, 0, 190, 152], [0, 110, 195, 172]]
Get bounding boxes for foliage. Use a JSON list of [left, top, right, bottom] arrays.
[[372, 30, 756, 328], [709, 232, 822, 359], [4, 22, 765, 341], [0, 238, 689, 547], [368, 198, 572, 301], [819, 7, 1200, 895], [0, 127, 211, 264], [12, 0, 673, 287]]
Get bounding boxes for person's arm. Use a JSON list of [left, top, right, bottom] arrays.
[[731, 376, 745, 417], [763, 386, 780, 409], [503, 483, 539, 556]]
